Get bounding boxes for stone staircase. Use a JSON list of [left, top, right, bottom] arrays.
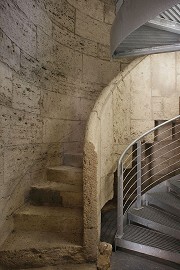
[[0, 153, 95, 269]]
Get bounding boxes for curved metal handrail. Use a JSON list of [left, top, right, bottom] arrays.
[[116, 114, 180, 240]]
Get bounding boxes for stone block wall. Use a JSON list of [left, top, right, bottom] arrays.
[[0, 0, 134, 245]]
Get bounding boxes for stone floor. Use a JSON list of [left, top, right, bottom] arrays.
[[111, 250, 179, 270]]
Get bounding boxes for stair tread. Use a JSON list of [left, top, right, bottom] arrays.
[[147, 192, 180, 210], [122, 225, 180, 253], [170, 179, 180, 190], [0, 230, 82, 251], [22, 264, 96, 270], [15, 204, 82, 218], [31, 182, 82, 192], [129, 206, 180, 230], [47, 166, 82, 173]]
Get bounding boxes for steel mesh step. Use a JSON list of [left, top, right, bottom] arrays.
[[122, 225, 180, 253], [128, 205, 180, 239], [170, 179, 180, 194], [146, 192, 180, 217]]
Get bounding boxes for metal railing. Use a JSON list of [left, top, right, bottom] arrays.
[[116, 115, 180, 240]]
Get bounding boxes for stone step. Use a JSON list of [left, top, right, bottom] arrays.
[[29, 182, 83, 208], [0, 231, 85, 269], [63, 152, 83, 168], [47, 166, 83, 186], [19, 263, 97, 270], [21, 264, 97, 270], [14, 205, 83, 241]]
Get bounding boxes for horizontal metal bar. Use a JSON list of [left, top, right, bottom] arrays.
[[141, 144, 180, 171]]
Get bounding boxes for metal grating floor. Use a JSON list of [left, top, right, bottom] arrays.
[[129, 205, 180, 230], [148, 192, 180, 210], [122, 225, 180, 253], [170, 179, 180, 193]]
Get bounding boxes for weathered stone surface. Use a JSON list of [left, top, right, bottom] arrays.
[[64, 152, 83, 168], [63, 141, 84, 154], [130, 57, 151, 120], [47, 166, 83, 186], [14, 205, 83, 238], [0, 0, 36, 57], [41, 90, 93, 121], [53, 24, 98, 57], [0, 30, 20, 72], [0, 230, 85, 268], [23, 263, 97, 270], [152, 96, 179, 120], [20, 52, 42, 86], [0, 142, 4, 195], [151, 53, 176, 97], [175, 75, 180, 96], [0, 217, 13, 248], [43, 119, 85, 143], [104, 3, 115, 24], [37, 0, 76, 32], [0, 62, 12, 107], [30, 181, 82, 208], [83, 55, 120, 84], [1, 106, 43, 145], [97, 242, 112, 270], [3, 144, 41, 196], [68, 0, 104, 21], [12, 75, 41, 114], [83, 141, 100, 261], [100, 93, 114, 179], [37, 28, 54, 67], [113, 77, 131, 145], [97, 44, 111, 61], [53, 41, 83, 81], [130, 120, 154, 141], [16, 0, 52, 36], [76, 10, 111, 45]]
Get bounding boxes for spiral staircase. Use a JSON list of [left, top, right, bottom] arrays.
[[115, 115, 180, 265]]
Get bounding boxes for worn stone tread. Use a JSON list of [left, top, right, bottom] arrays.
[[47, 166, 82, 173], [0, 231, 85, 268], [0, 231, 82, 251], [31, 182, 82, 192], [47, 166, 83, 185], [14, 204, 83, 219], [21, 264, 96, 270]]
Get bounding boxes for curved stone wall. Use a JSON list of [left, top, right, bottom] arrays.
[[0, 0, 127, 245], [83, 52, 180, 259]]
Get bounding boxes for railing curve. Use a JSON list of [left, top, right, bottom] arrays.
[[116, 115, 180, 239]]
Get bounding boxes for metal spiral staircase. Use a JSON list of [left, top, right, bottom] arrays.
[[115, 115, 180, 264], [111, 0, 180, 57]]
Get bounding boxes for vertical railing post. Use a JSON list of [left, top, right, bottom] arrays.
[[116, 160, 124, 240], [136, 140, 142, 209]]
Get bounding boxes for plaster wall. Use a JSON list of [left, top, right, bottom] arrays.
[[84, 52, 180, 258], [0, 0, 134, 245]]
